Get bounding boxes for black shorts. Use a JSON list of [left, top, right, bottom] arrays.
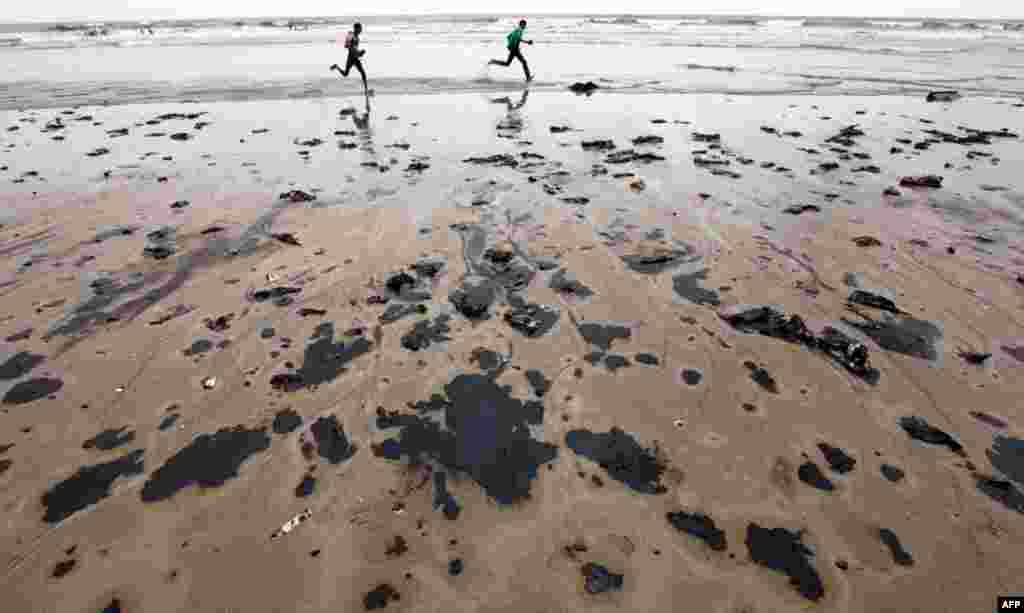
[[345, 50, 363, 69]]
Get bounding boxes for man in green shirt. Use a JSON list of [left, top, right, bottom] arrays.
[[488, 19, 534, 82]]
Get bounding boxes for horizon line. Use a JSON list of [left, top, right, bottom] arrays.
[[5, 12, 1024, 25]]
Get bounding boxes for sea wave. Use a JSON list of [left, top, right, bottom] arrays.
[[707, 17, 761, 26], [802, 18, 876, 29], [682, 63, 737, 72]]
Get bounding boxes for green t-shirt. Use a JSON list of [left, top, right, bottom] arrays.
[[506, 27, 523, 49]]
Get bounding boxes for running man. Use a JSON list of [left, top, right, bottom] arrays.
[[489, 19, 533, 82], [330, 22, 369, 93]]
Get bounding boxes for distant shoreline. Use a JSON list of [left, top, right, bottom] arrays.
[[4, 13, 1024, 29]]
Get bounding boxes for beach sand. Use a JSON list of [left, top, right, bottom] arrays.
[[2, 90, 1024, 612]]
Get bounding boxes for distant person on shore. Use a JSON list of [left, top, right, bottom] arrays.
[[330, 23, 369, 94], [488, 19, 533, 82]]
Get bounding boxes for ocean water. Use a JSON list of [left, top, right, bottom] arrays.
[[1, 14, 1023, 109]]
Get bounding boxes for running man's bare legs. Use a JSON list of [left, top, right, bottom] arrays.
[[488, 49, 531, 81], [331, 52, 369, 93]]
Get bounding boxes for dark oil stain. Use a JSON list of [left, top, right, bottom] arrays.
[[576, 321, 631, 351], [798, 462, 835, 491], [401, 314, 452, 351], [848, 289, 899, 313], [635, 353, 659, 366], [90, 226, 137, 244], [549, 269, 594, 302], [880, 464, 905, 482], [385, 271, 419, 296], [842, 311, 942, 362], [584, 351, 605, 366], [142, 235, 176, 260], [410, 258, 445, 279], [42, 449, 145, 524], [310, 416, 357, 464], [818, 443, 856, 474], [745, 523, 824, 601], [3, 377, 63, 404], [149, 304, 195, 326], [182, 339, 213, 357], [47, 248, 217, 347], [470, 348, 502, 371], [898, 416, 964, 455], [250, 286, 302, 303], [83, 427, 135, 451], [958, 350, 990, 364], [522, 400, 544, 424], [385, 535, 408, 557], [376, 407, 428, 430], [158, 413, 179, 431], [721, 305, 879, 383], [680, 368, 702, 385], [268, 373, 302, 391], [450, 282, 498, 320], [295, 475, 316, 497], [372, 373, 559, 505], [744, 361, 778, 393], [432, 470, 461, 519], [41, 299, 68, 310], [203, 313, 234, 332], [620, 244, 699, 275], [1002, 344, 1024, 363], [272, 409, 302, 434], [672, 269, 721, 306], [271, 323, 374, 390], [0, 458, 11, 475], [565, 427, 668, 494], [524, 369, 550, 397], [101, 598, 123, 613], [971, 411, 1007, 429], [0, 352, 45, 380], [878, 528, 914, 566], [385, 270, 434, 302], [987, 436, 1024, 485], [484, 260, 536, 294], [363, 583, 400, 610], [975, 475, 1024, 513], [4, 328, 33, 342], [603, 354, 631, 371], [380, 302, 428, 323], [448, 558, 464, 576], [666, 510, 728, 551], [51, 558, 76, 578], [504, 298, 559, 338], [139, 426, 271, 502], [581, 563, 624, 594]]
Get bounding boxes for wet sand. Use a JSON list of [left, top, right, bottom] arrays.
[[2, 90, 1024, 612]]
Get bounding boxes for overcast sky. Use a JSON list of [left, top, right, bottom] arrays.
[[7, 1, 1023, 23]]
